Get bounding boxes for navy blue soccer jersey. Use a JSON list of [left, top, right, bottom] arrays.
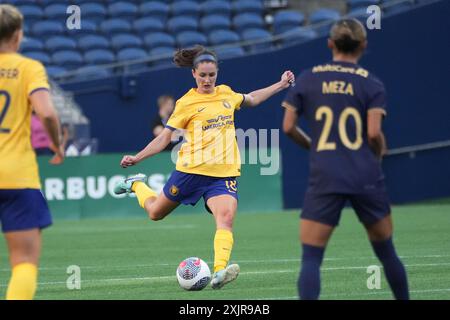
[[283, 61, 387, 194]]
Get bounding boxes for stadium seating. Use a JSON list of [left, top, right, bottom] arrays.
[[241, 28, 273, 52], [177, 31, 208, 48], [384, 1, 414, 14], [144, 33, 176, 50], [100, 19, 132, 34], [273, 10, 306, 34], [200, 15, 232, 33], [232, 0, 264, 15], [84, 49, 116, 65], [32, 21, 64, 37], [139, 2, 170, 22], [46, 65, 67, 78], [23, 51, 51, 65], [117, 48, 148, 62], [149, 47, 175, 66], [52, 50, 84, 69], [45, 36, 78, 52], [347, 0, 381, 10], [171, 1, 201, 18], [133, 17, 165, 34], [208, 30, 241, 46], [44, 3, 68, 20], [279, 26, 318, 47], [201, 0, 232, 17], [18, 5, 43, 24], [167, 16, 199, 34], [309, 8, 341, 35], [80, 3, 107, 23], [215, 46, 246, 59], [20, 38, 44, 53], [108, 2, 138, 19], [233, 13, 265, 32], [78, 35, 111, 52], [111, 34, 143, 51]]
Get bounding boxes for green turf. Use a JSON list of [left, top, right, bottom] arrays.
[[0, 203, 449, 300]]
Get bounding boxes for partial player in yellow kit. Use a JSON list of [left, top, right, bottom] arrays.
[[0, 5, 64, 300]]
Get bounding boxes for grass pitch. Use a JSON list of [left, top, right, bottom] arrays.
[[0, 202, 449, 300]]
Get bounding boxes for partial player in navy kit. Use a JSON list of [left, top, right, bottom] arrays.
[[282, 18, 409, 300]]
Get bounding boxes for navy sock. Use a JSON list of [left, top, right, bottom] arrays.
[[371, 237, 409, 300], [298, 243, 325, 300]]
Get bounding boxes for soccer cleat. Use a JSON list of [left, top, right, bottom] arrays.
[[113, 173, 147, 195], [210, 264, 240, 289]]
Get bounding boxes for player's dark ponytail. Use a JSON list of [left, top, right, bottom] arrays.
[[330, 18, 367, 54], [173, 45, 218, 69]]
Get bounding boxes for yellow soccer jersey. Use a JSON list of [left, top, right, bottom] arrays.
[[166, 85, 245, 177], [0, 53, 50, 189]]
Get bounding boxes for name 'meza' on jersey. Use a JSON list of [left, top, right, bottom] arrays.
[[283, 61, 387, 194]]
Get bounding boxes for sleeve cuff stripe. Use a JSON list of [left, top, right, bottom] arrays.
[[29, 87, 49, 96], [165, 125, 177, 131]]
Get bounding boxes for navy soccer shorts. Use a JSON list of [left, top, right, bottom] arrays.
[[0, 189, 53, 232], [301, 191, 391, 227], [163, 170, 238, 213]]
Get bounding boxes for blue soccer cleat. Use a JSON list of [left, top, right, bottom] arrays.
[[210, 264, 240, 289], [113, 173, 147, 195]]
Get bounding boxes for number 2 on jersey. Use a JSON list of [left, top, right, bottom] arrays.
[[0, 90, 11, 134], [316, 106, 363, 152]]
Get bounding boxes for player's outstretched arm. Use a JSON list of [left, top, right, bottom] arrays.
[[30, 90, 64, 165], [120, 127, 172, 168], [242, 71, 295, 107], [282, 106, 311, 150]]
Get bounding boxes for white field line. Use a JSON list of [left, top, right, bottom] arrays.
[[255, 288, 450, 300], [1, 261, 450, 288], [1, 254, 448, 272]]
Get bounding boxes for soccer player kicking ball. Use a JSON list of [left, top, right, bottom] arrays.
[[115, 45, 294, 289], [282, 19, 409, 299]]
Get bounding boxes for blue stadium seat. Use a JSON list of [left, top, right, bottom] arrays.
[[208, 30, 240, 46], [32, 21, 64, 37], [167, 16, 199, 34], [201, 0, 232, 17], [347, 0, 380, 10], [309, 8, 341, 35], [215, 46, 245, 59], [68, 21, 99, 39], [200, 15, 232, 33], [52, 50, 84, 69], [279, 26, 318, 46], [111, 34, 144, 51], [44, 4, 68, 20], [46, 65, 67, 79], [84, 49, 116, 65], [232, 0, 264, 15], [100, 19, 132, 34], [139, 2, 170, 22], [133, 17, 165, 34], [233, 13, 265, 32], [144, 32, 176, 49], [20, 38, 44, 53], [273, 10, 306, 34], [18, 5, 44, 24], [177, 31, 208, 48], [80, 3, 107, 23], [45, 36, 77, 52], [309, 8, 341, 24], [149, 47, 174, 67], [241, 28, 273, 52], [171, 1, 201, 18], [117, 48, 148, 62], [23, 51, 51, 65], [108, 2, 138, 19]]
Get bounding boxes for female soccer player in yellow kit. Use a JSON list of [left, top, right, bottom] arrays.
[[115, 45, 294, 289], [0, 5, 64, 299]]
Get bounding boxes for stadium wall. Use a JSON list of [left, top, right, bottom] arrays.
[[60, 0, 450, 208], [38, 151, 282, 219]]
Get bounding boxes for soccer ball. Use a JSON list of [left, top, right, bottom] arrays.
[[176, 257, 211, 291]]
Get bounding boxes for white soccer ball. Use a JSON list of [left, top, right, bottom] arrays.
[[176, 257, 211, 291]]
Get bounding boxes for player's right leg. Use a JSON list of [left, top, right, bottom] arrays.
[[298, 193, 345, 300]]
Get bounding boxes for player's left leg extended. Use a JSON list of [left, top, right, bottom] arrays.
[[206, 194, 240, 289], [4, 229, 41, 300]]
